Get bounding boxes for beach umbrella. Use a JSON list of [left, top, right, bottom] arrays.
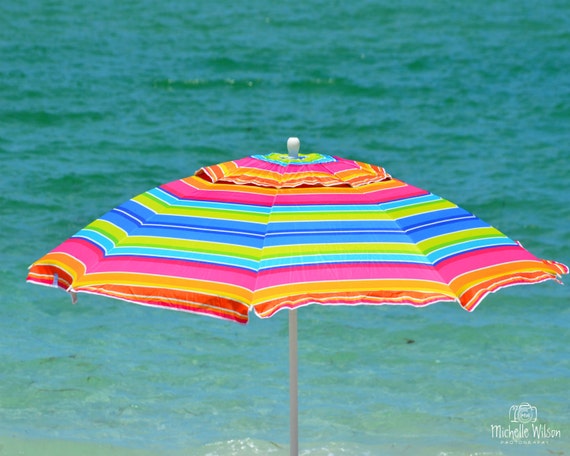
[[27, 138, 567, 455]]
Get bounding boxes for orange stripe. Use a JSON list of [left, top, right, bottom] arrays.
[[450, 260, 560, 296], [80, 284, 250, 322], [27, 269, 73, 289], [29, 253, 86, 282], [459, 271, 555, 311], [198, 160, 390, 188], [254, 289, 456, 318], [252, 279, 455, 306], [183, 175, 276, 195], [185, 174, 405, 195]]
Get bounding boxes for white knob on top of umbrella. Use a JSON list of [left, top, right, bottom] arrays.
[[287, 137, 300, 159]]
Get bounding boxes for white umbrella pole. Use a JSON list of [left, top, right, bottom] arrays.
[[287, 137, 300, 456], [289, 308, 299, 456]]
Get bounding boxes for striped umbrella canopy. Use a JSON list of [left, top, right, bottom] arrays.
[[27, 138, 567, 455], [28, 141, 567, 320]]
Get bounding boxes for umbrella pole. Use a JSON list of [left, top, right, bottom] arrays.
[[287, 139, 300, 456], [289, 308, 299, 456]]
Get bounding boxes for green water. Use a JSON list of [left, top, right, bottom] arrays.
[[1, 0, 568, 454]]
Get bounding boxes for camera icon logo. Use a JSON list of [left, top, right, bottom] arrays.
[[509, 402, 538, 423]]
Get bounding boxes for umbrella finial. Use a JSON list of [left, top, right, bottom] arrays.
[[287, 137, 300, 159]]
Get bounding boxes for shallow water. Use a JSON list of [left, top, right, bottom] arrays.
[[1, 0, 569, 454]]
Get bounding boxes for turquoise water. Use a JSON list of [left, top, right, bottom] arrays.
[[1, 0, 569, 454]]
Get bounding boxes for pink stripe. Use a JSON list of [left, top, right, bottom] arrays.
[[161, 177, 427, 207], [55, 238, 447, 289], [54, 238, 257, 287], [274, 182, 427, 205], [256, 262, 446, 288], [52, 237, 100, 271], [92, 256, 257, 286]]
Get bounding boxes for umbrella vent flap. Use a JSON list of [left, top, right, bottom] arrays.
[[195, 153, 392, 188]]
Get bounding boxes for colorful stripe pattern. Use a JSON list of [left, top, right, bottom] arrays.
[[196, 153, 390, 188], [27, 153, 568, 323]]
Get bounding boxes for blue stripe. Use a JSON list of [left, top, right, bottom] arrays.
[[263, 230, 416, 246], [105, 204, 267, 245], [396, 207, 477, 231], [405, 216, 493, 243], [74, 230, 116, 253], [125, 198, 267, 233], [266, 219, 402, 233], [379, 193, 442, 211], [428, 237, 518, 264]]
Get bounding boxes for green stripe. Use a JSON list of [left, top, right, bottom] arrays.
[[134, 193, 269, 223], [85, 219, 126, 244], [117, 236, 260, 260], [263, 242, 421, 258], [269, 209, 391, 222], [417, 227, 506, 253], [384, 199, 456, 219]]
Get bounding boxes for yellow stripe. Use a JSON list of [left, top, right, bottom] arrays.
[[74, 272, 252, 303], [32, 253, 86, 281]]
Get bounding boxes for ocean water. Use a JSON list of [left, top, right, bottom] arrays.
[[1, 0, 569, 455]]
